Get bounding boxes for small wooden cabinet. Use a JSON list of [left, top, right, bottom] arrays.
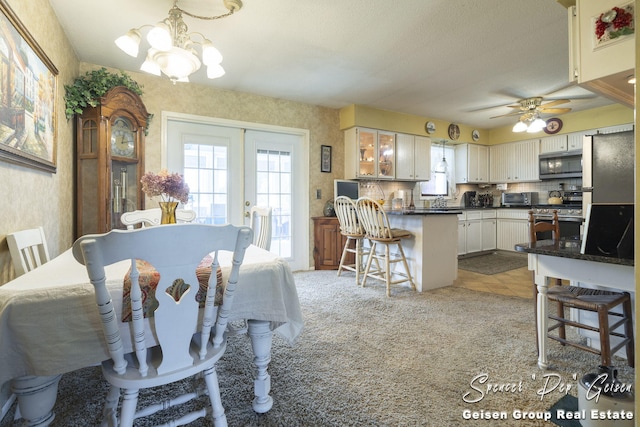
[[313, 217, 353, 270]]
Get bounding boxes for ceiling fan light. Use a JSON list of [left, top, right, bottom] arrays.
[[527, 118, 546, 133], [115, 29, 141, 57], [512, 121, 528, 132], [147, 22, 172, 51], [627, 75, 636, 84]]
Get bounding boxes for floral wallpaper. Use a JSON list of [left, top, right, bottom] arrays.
[[0, 0, 343, 284], [0, 0, 79, 284]]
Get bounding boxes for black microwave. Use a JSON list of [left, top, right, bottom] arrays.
[[539, 151, 582, 180]]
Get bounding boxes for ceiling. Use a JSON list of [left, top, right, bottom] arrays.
[[48, 0, 619, 130]]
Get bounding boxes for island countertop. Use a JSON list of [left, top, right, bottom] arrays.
[[387, 208, 462, 215], [515, 239, 633, 266]]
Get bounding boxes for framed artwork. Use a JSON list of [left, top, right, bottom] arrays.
[[321, 145, 331, 173], [0, 0, 58, 172]]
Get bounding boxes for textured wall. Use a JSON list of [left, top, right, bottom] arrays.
[[0, 2, 343, 284], [79, 63, 343, 270], [0, 0, 79, 284]]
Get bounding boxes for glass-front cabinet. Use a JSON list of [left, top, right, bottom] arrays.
[[345, 127, 395, 179]]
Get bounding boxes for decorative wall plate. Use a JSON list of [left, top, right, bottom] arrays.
[[543, 118, 563, 134], [447, 124, 460, 140], [472, 129, 480, 141], [425, 121, 436, 134]]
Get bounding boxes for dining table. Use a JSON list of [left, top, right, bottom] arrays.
[[0, 244, 304, 426]]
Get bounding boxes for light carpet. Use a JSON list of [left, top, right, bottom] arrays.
[[458, 252, 528, 275], [1, 270, 633, 426]]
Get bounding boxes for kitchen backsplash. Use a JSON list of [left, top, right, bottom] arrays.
[[360, 178, 583, 208]]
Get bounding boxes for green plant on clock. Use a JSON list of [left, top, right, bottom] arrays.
[[63, 68, 154, 134]]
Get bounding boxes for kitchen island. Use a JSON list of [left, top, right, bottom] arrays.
[[386, 208, 461, 291]]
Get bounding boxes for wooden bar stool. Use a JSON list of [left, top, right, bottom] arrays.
[[334, 196, 370, 285], [528, 210, 634, 367], [356, 197, 415, 297]]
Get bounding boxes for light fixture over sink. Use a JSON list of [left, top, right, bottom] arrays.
[[115, 0, 242, 84]]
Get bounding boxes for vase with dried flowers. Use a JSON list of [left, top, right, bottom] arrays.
[[140, 169, 190, 224]]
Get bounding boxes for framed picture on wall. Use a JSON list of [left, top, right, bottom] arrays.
[[0, 0, 59, 173], [321, 145, 331, 173]]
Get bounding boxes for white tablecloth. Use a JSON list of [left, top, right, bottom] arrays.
[[0, 245, 303, 387]]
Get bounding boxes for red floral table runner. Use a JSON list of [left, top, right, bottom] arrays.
[[121, 255, 222, 322]]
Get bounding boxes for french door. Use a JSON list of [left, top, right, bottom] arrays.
[[164, 113, 309, 270]]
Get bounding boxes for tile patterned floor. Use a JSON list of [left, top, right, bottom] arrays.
[[453, 262, 534, 299]]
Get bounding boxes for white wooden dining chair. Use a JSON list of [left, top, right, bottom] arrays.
[[355, 197, 416, 297], [120, 207, 197, 229], [72, 223, 253, 427], [249, 206, 272, 250], [7, 227, 50, 277], [5, 227, 50, 420]]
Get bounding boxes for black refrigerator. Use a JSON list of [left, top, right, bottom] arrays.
[[582, 129, 634, 259], [583, 130, 634, 204]]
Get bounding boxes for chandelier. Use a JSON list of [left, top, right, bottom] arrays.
[[115, 0, 242, 84], [512, 112, 546, 133]]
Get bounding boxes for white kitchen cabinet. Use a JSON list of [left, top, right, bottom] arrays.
[[567, 132, 583, 151], [396, 133, 431, 181], [457, 210, 483, 255], [568, 2, 634, 108], [489, 139, 539, 183], [540, 133, 584, 154], [457, 212, 466, 256], [540, 135, 568, 154], [481, 210, 497, 251], [496, 209, 529, 252], [455, 143, 489, 183], [344, 127, 395, 179]]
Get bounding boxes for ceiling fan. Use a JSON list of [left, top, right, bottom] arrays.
[[489, 97, 572, 119], [490, 97, 573, 132]]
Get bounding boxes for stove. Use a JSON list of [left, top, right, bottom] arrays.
[[532, 204, 583, 222]]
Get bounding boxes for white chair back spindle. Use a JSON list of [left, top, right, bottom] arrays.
[[249, 206, 273, 250], [7, 227, 50, 276]]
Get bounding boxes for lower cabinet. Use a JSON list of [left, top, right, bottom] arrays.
[[458, 209, 497, 255], [496, 209, 530, 251], [481, 211, 497, 251], [313, 216, 352, 270]]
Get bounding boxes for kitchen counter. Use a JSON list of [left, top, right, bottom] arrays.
[[386, 213, 458, 292], [387, 208, 462, 215], [515, 239, 634, 266]]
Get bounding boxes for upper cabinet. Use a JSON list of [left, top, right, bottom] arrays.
[[568, 1, 635, 107], [540, 132, 584, 154], [489, 139, 539, 183], [396, 134, 431, 181], [454, 143, 489, 184], [344, 127, 395, 179]]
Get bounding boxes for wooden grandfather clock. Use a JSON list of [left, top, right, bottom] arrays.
[[75, 86, 149, 238]]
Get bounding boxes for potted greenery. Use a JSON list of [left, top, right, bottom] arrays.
[[63, 68, 152, 131]]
